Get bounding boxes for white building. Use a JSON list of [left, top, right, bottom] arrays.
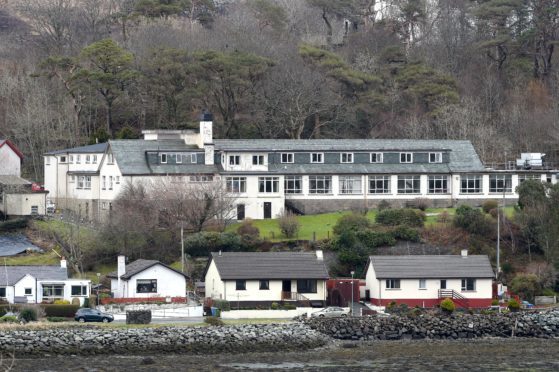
[[0, 139, 22, 176], [204, 251, 329, 307], [0, 259, 90, 305], [364, 252, 495, 308], [43, 113, 559, 221], [107, 256, 188, 299]]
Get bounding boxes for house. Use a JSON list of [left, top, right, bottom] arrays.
[[204, 250, 330, 307], [364, 251, 495, 308], [106, 256, 188, 299], [0, 139, 47, 217], [44, 113, 559, 221], [0, 259, 91, 305]]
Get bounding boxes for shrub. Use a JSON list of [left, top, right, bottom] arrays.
[[42, 305, 80, 318], [237, 219, 260, 238], [271, 302, 279, 310], [0, 218, 28, 232], [510, 274, 540, 302], [204, 316, 224, 326], [355, 230, 396, 247], [0, 316, 18, 323], [333, 213, 371, 236], [412, 198, 430, 211], [437, 210, 451, 224], [47, 316, 69, 322], [440, 298, 455, 313], [507, 299, 520, 311], [453, 205, 492, 236], [88, 296, 96, 308], [278, 211, 300, 238], [482, 200, 499, 213], [376, 208, 425, 228], [54, 299, 70, 305], [282, 303, 296, 310], [184, 232, 248, 257], [501, 262, 513, 274], [390, 226, 421, 242], [71, 298, 80, 306], [491, 299, 499, 306], [377, 200, 391, 211], [213, 300, 231, 312], [18, 307, 38, 322]]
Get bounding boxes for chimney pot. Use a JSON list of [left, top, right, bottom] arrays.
[[316, 250, 323, 260], [461, 249, 468, 257], [218, 250, 222, 256], [60, 257, 67, 269]]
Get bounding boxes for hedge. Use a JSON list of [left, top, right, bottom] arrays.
[[376, 208, 426, 227], [42, 305, 80, 318], [0, 218, 28, 232], [355, 230, 396, 247]]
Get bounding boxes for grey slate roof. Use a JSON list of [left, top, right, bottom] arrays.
[[266, 163, 452, 175], [0, 235, 42, 257], [45, 142, 108, 155], [367, 255, 495, 279], [109, 140, 217, 175], [0, 175, 31, 185], [106, 259, 188, 280], [209, 251, 330, 280], [0, 266, 68, 286]]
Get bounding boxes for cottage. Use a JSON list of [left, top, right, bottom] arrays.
[[204, 251, 329, 307], [107, 256, 188, 299], [365, 251, 494, 308], [0, 259, 90, 305]]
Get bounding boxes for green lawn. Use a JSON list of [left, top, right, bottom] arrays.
[[3, 251, 60, 265]]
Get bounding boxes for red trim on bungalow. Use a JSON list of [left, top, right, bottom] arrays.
[[370, 298, 493, 309], [100, 297, 189, 305], [0, 139, 24, 159]]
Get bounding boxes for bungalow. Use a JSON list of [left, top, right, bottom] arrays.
[[204, 250, 329, 307], [365, 251, 494, 308], [107, 256, 188, 299], [0, 259, 90, 305]]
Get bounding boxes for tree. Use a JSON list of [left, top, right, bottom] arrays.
[[248, 0, 288, 32], [135, 0, 190, 19], [307, 0, 359, 44], [75, 39, 139, 135]]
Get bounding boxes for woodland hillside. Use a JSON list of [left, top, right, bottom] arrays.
[[0, 0, 558, 181]]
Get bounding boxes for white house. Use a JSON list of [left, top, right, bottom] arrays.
[[107, 256, 188, 299], [204, 251, 330, 307], [0, 139, 22, 176], [0, 259, 90, 305], [364, 251, 495, 308]]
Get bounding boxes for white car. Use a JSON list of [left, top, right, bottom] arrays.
[[311, 307, 350, 318]]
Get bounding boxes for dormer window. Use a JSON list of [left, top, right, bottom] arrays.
[[400, 153, 412, 163], [176, 154, 182, 164], [93, 155, 97, 164], [340, 153, 353, 163], [229, 155, 240, 165], [85, 155, 90, 164], [76, 155, 81, 164], [191, 154, 197, 163], [107, 153, 114, 164], [429, 152, 442, 163], [160, 153, 167, 164], [69, 155, 73, 163], [281, 153, 294, 163], [370, 153, 383, 163], [310, 153, 323, 163]]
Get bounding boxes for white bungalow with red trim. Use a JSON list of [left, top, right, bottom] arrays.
[[364, 251, 495, 308]]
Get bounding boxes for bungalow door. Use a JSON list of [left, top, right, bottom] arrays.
[[282, 280, 291, 299], [263, 202, 272, 219]]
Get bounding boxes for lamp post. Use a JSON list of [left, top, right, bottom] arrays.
[[96, 273, 100, 307], [350, 271, 355, 316]]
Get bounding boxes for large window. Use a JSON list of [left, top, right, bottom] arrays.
[[490, 174, 512, 193], [229, 155, 240, 165], [259, 280, 269, 290], [225, 177, 246, 193], [0, 287, 5, 298], [461, 278, 476, 291], [400, 153, 413, 163], [386, 279, 400, 289], [428, 175, 448, 194], [518, 174, 542, 183], [397, 176, 420, 194], [190, 175, 213, 183], [429, 152, 442, 163], [297, 279, 317, 293], [71, 285, 88, 296], [258, 177, 279, 193], [42, 284, 64, 299], [309, 176, 332, 194], [236, 280, 246, 291], [368, 176, 391, 194], [281, 153, 294, 163], [285, 176, 302, 194], [339, 176, 362, 194], [77, 176, 92, 190], [310, 153, 324, 163], [461, 175, 482, 193], [370, 153, 383, 163], [137, 279, 157, 293], [340, 153, 353, 163]]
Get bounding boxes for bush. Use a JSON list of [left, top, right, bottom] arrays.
[[508, 299, 520, 311], [47, 316, 69, 322], [355, 230, 396, 247], [491, 299, 499, 306], [18, 307, 38, 322], [482, 200, 499, 213], [184, 232, 249, 257], [0, 315, 18, 323], [71, 298, 80, 305], [333, 213, 371, 236], [412, 198, 430, 211], [282, 303, 296, 310], [213, 300, 231, 312], [54, 299, 70, 305], [271, 302, 279, 310], [42, 305, 80, 318], [237, 219, 260, 238], [204, 316, 224, 326], [377, 200, 391, 211], [87, 296, 96, 308], [278, 211, 300, 238], [453, 205, 492, 236], [440, 298, 455, 313], [0, 218, 28, 232], [376, 208, 425, 228], [437, 210, 451, 223], [510, 274, 540, 302], [501, 262, 513, 274], [390, 226, 421, 242]]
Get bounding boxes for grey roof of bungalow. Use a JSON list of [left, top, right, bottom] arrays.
[[106, 259, 189, 280], [45, 142, 108, 155], [0, 266, 68, 286]]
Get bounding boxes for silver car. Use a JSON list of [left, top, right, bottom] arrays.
[[311, 307, 349, 318]]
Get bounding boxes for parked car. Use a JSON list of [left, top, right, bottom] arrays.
[[311, 307, 349, 318], [74, 308, 114, 323]]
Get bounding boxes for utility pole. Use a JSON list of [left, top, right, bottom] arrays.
[[350, 271, 355, 316], [181, 224, 185, 273]]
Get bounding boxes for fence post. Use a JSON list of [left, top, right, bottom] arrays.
[[313, 232, 316, 241]]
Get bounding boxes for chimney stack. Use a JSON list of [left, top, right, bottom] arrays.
[[117, 255, 126, 298], [199, 110, 214, 165], [461, 249, 468, 258], [316, 250, 323, 260], [60, 257, 67, 269]]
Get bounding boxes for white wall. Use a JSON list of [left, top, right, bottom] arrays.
[[4, 193, 46, 216], [204, 260, 225, 300], [223, 279, 327, 302], [112, 264, 186, 298], [370, 277, 493, 300], [221, 307, 327, 319], [365, 261, 380, 299], [0, 144, 21, 176]]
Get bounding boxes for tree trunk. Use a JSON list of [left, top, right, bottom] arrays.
[[322, 10, 333, 45]]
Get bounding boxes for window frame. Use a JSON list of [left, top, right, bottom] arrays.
[[229, 155, 240, 165], [176, 153, 182, 164], [0, 287, 5, 298], [368, 175, 391, 194], [60, 156, 67, 163], [461, 278, 476, 291], [252, 155, 265, 165], [281, 153, 294, 163], [340, 152, 354, 164], [42, 284, 64, 299], [71, 285, 88, 296], [428, 175, 449, 194], [225, 177, 247, 193], [259, 280, 269, 290], [297, 279, 317, 293], [284, 176, 302, 194], [191, 154, 197, 163], [370, 152, 383, 163], [309, 175, 332, 194], [386, 279, 401, 289], [429, 152, 443, 163], [109, 176, 113, 190], [518, 174, 542, 183], [400, 152, 413, 163], [310, 152, 324, 163], [136, 279, 157, 294], [460, 175, 482, 194], [24, 288, 32, 295], [339, 175, 362, 194], [419, 279, 426, 289], [85, 155, 91, 164], [258, 176, 279, 193], [235, 280, 246, 291], [489, 174, 512, 193], [160, 153, 167, 164], [397, 175, 420, 194]]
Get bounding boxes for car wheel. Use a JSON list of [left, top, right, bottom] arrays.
[[102, 317, 109, 323], [319, 314, 325, 318], [341, 314, 347, 317], [78, 317, 85, 323]]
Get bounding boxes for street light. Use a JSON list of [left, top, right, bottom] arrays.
[[96, 273, 101, 307], [350, 271, 355, 316]]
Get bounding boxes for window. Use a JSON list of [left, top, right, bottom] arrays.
[[76, 155, 81, 164], [176, 154, 182, 164], [0, 287, 6, 298], [258, 177, 279, 193], [285, 176, 302, 194], [460, 175, 482, 193], [429, 152, 442, 163], [77, 176, 92, 190], [107, 153, 114, 164], [190, 175, 213, 182], [397, 176, 420, 194], [93, 155, 97, 164], [518, 174, 541, 183], [310, 153, 323, 163], [102, 176, 106, 190], [340, 153, 353, 163], [339, 176, 362, 194], [71, 285, 88, 296], [225, 177, 246, 193], [309, 176, 332, 194], [297, 279, 317, 293], [461, 278, 476, 291], [259, 280, 269, 290], [31, 206, 38, 214], [419, 279, 426, 289], [281, 153, 294, 163], [229, 155, 240, 165], [160, 153, 167, 164], [24, 288, 32, 295], [69, 155, 73, 163], [102, 202, 107, 210], [42, 284, 64, 299], [368, 176, 391, 194], [252, 155, 265, 165], [386, 279, 400, 289], [136, 279, 157, 293], [400, 153, 413, 163], [440, 280, 446, 289], [236, 280, 246, 291], [116, 176, 120, 184], [490, 174, 512, 193], [370, 153, 383, 163], [191, 154, 197, 163], [86, 155, 91, 164], [60, 156, 67, 163], [428, 175, 448, 194], [109, 176, 113, 190]]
